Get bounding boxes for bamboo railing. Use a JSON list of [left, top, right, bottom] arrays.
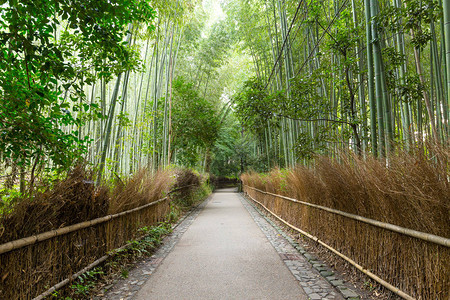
[[0, 197, 168, 255], [245, 186, 450, 247], [0, 184, 197, 299], [243, 184, 449, 300]]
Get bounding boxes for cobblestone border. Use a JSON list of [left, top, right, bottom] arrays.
[[239, 193, 361, 300], [101, 196, 212, 300]]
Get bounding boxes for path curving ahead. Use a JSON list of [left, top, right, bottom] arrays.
[[134, 190, 307, 300]]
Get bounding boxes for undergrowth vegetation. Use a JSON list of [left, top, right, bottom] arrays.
[[242, 146, 449, 236], [0, 167, 173, 243], [0, 166, 214, 243]]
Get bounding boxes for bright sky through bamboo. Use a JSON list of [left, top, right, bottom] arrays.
[[203, 0, 226, 32]]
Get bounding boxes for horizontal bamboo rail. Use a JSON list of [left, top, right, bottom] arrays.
[[33, 254, 110, 300], [0, 197, 168, 255], [244, 192, 416, 300], [32, 231, 151, 300], [245, 185, 450, 247], [0, 184, 200, 255], [167, 184, 197, 194]]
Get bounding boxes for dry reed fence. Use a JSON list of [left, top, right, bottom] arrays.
[[241, 148, 449, 300], [0, 167, 184, 299]]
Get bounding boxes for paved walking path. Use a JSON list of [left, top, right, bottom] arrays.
[[134, 191, 306, 299], [104, 191, 350, 299]]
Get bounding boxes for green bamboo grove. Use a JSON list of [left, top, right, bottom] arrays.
[[229, 0, 449, 169], [0, 0, 449, 187], [0, 0, 244, 187]]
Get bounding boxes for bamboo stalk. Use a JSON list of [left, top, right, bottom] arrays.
[[370, 0, 386, 156], [244, 192, 416, 300], [442, 0, 450, 115], [244, 185, 450, 247]]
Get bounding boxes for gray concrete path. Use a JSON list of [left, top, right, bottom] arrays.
[[134, 191, 307, 300]]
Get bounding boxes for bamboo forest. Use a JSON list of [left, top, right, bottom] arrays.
[[0, 0, 448, 299]]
